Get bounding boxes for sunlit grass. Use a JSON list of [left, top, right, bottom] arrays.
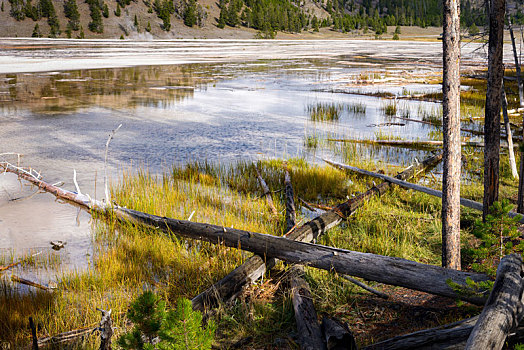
[[308, 102, 343, 122]]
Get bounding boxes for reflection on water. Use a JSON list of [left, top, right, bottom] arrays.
[[0, 53, 455, 279]]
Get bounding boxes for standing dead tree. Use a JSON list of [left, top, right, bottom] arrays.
[[483, 0, 505, 220], [442, 0, 461, 269]]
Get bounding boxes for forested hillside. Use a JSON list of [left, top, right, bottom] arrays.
[[0, 0, 506, 39]]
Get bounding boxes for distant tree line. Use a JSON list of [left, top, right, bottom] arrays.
[[6, 0, 522, 37]]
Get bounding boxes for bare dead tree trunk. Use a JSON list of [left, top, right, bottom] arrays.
[[502, 83, 519, 179], [483, 0, 505, 220], [509, 16, 524, 107], [442, 0, 461, 270]]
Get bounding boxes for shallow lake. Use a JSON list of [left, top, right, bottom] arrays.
[[0, 39, 507, 285]]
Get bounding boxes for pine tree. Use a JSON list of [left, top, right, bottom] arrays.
[[146, 20, 151, 32], [102, 2, 108, 17], [114, 3, 121, 16], [64, 0, 80, 30], [31, 23, 41, 37], [183, 0, 197, 27], [118, 292, 215, 350]]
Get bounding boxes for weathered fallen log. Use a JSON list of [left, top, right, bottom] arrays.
[[321, 316, 358, 350], [191, 153, 443, 310], [285, 170, 325, 350], [284, 166, 296, 233], [289, 266, 326, 350], [0, 251, 42, 272], [323, 158, 524, 224], [255, 166, 278, 216], [11, 275, 54, 291], [465, 254, 524, 350], [115, 206, 491, 304], [38, 327, 95, 347], [363, 316, 478, 350], [327, 138, 512, 149]]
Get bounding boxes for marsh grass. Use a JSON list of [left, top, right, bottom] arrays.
[[308, 102, 343, 122], [381, 101, 397, 116], [348, 102, 367, 115]]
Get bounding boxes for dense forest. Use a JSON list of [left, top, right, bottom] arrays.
[[0, 0, 513, 37]]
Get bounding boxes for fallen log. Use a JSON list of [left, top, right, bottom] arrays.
[[285, 169, 325, 350], [363, 316, 478, 350], [11, 275, 54, 291], [465, 254, 524, 350], [37, 326, 95, 347], [255, 166, 278, 216], [322, 317, 358, 350], [289, 266, 326, 350], [284, 166, 296, 233], [323, 158, 524, 224], [0, 251, 42, 272], [9, 158, 487, 304], [191, 153, 443, 310], [115, 206, 490, 304], [327, 138, 512, 150]]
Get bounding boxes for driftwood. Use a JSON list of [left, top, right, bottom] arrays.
[[0, 251, 42, 272], [285, 170, 325, 350], [114, 206, 491, 304], [284, 166, 296, 233], [37, 325, 95, 347], [192, 153, 443, 310], [327, 138, 514, 150], [323, 158, 524, 224], [363, 316, 479, 350], [255, 166, 278, 216], [321, 316, 358, 350], [97, 308, 113, 350], [11, 275, 54, 291], [465, 254, 524, 350], [289, 266, 326, 350]]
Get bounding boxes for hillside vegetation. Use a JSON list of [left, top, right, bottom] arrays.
[[0, 0, 494, 39]]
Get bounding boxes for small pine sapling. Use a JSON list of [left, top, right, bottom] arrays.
[[465, 199, 523, 276], [118, 292, 215, 350]]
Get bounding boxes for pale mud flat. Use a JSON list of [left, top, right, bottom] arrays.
[[0, 38, 509, 74], [0, 39, 509, 280]]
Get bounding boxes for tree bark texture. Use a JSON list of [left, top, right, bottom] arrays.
[[321, 317, 358, 350], [289, 266, 326, 350], [284, 167, 296, 233], [502, 85, 519, 179], [255, 166, 278, 216], [465, 254, 524, 350], [117, 206, 491, 304], [97, 309, 113, 350], [442, 0, 461, 270], [483, 0, 505, 220]]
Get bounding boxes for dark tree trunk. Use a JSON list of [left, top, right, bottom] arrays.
[[442, 0, 461, 269], [483, 0, 505, 220], [508, 17, 524, 107]]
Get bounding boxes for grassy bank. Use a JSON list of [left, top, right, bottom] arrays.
[[4, 144, 519, 348]]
